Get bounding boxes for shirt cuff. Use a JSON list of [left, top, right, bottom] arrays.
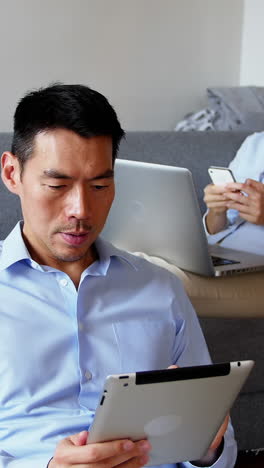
[[0, 454, 54, 467], [202, 212, 236, 245], [183, 422, 237, 468]]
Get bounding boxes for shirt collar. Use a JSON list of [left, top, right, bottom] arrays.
[[0, 221, 34, 271], [86, 237, 138, 276], [0, 221, 138, 274]]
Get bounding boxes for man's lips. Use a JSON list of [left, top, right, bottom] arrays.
[[59, 232, 91, 246]]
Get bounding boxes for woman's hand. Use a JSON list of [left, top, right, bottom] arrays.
[[224, 179, 264, 225]]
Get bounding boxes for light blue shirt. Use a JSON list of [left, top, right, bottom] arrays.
[[204, 132, 264, 254], [0, 223, 237, 468]]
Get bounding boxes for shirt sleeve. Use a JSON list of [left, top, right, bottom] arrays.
[[228, 132, 263, 183], [0, 453, 52, 468], [181, 422, 237, 468], [202, 209, 244, 245]]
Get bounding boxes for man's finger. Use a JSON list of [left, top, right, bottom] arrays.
[[113, 453, 149, 468], [103, 441, 151, 468], [209, 414, 229, 450], [55, 437, 138, 465], [70, 430, 88, 447]]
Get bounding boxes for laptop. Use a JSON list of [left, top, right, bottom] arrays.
[[101, 159, 264, 277]]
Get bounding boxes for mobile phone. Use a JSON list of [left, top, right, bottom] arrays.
[[208, 166, 236, 185]]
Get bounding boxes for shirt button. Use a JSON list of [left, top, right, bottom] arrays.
[[78, 321, 84, 331], [85, 370, 92, 381], [60, 278, 68, 287]]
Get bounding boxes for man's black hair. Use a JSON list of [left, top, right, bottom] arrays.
[[11, 83, 125, 171]]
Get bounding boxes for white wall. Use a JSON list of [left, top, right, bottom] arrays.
[[240, 0, 264, 85], [0, 0, 243, 131]]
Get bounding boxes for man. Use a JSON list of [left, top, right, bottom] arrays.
[[0, 84, 236, 467]]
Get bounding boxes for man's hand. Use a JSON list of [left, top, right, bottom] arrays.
[[49, 430, 151, 468], [192, 414, 229, 467], [224, 179, 264, 225], [209, 413, 229, 451]]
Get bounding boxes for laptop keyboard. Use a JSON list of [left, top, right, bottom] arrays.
[[211, 256, 240, 266]]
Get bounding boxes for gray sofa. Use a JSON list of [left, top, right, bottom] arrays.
[[0, 131, 263, 452]]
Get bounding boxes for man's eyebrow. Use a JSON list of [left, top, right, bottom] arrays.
[[41, 168, 114, 180], [41, 169, 71, 179], [92, 169, 114, 181]]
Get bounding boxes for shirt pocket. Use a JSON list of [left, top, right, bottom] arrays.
[[113, 319, 175, 373]]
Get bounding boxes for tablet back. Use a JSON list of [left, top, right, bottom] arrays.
[[88, 361, 254, 465]]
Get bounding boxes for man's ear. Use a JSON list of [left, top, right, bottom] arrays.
[[1, 152, 22, 194]]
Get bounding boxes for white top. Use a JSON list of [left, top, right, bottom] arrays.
[[204, 132, 264, 255]]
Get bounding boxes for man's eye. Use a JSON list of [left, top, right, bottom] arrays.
[[48, 185, 65, 190], [93, 185, 108, 190]]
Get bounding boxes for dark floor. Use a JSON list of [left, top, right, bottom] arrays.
[[235, 450, 264, 467]]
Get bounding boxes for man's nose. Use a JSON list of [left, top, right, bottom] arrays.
[[66, 187, 92, 220]]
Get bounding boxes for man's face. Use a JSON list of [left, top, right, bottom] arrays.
[[13, 129, 115, 268]]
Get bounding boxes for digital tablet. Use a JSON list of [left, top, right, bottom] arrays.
[[88, 361, 254, 465]]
